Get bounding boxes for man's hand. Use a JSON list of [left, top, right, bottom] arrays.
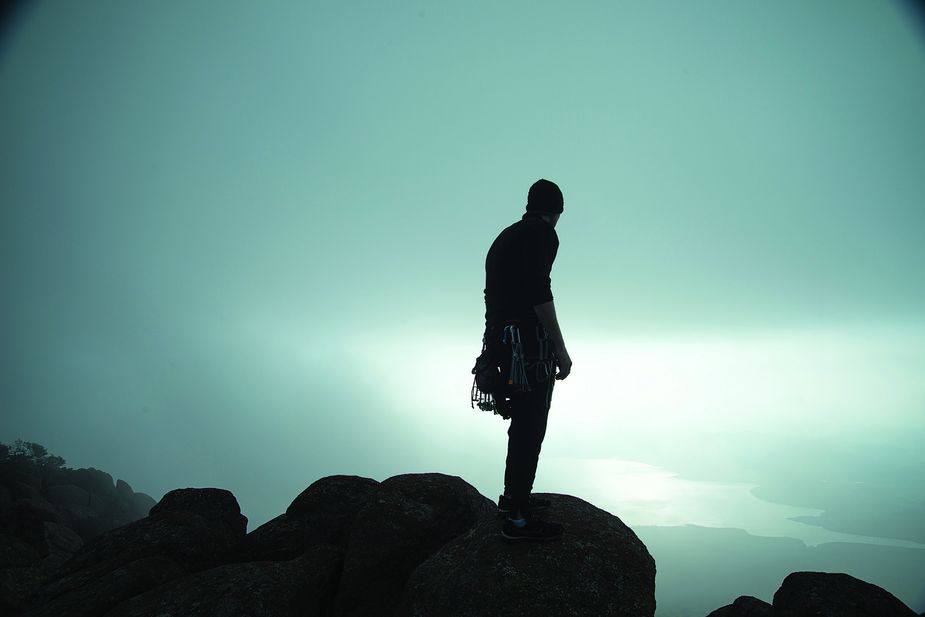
[[534, 300, 570, 380], [555, 349, 572, 380]]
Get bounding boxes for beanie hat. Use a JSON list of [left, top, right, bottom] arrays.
[[526, 179, 564, 214]]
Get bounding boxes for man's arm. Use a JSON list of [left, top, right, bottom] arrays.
[[534, 299, 572, 380]]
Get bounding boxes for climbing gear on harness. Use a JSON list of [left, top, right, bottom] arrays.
[[534, 324, 555, 410], [503, 324, 530, 393], [471, 331, 503, 414], [471, 325, 515, 417], [471, 322, 557, 418]]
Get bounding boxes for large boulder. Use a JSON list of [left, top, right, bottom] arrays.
[[244, 475, 379, 561], [772, 571, 918, 617], [333, 473, 495, 617], [22, 488, 246, 616], [397, 493, 656, 617], [53, 487, 246, 579], [287, 475, 381, 519], [104, 543, 344, 617], [148, 487, 247, 535], [707, 595, 774, 617]]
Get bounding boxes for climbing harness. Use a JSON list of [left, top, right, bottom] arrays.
[[471, 322, 557, 417]]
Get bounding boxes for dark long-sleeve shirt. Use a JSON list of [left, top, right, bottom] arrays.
[[484, 212, 559, 329]]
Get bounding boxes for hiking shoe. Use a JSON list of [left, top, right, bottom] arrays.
[[497, 494, 551, 514], [501, 518, 564, 542]]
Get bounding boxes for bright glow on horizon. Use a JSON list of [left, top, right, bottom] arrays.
[[363, 323, 925, 443], [555, 324, 925, 433], [353, 323, 925, 546]]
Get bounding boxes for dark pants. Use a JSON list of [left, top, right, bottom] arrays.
[[496, 322, 555, 515]]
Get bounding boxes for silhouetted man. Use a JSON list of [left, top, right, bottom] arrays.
[[483, 178, 572, 541]]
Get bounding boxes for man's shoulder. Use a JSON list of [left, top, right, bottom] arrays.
[[491, 219, 527, 245], [490, 216, 556, 251], [506, 216, 555, 236]]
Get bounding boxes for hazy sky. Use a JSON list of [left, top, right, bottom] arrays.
[[2, 1, 924, 614]]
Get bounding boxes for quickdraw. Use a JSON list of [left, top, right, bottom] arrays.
[[471, 322, 556, 417], [503, 324, 530, 392]]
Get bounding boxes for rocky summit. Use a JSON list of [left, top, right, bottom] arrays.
[[3, 472, 655, 616], [2, 466, 919, 617]]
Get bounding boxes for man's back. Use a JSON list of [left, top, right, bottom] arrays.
[[484, 212, 559, 329]]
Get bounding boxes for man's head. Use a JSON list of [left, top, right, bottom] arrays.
[[526, 179, 563, 227]]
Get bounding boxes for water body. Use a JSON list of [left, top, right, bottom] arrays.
[[543, 457, 925, 550], [540, 456, 925, 616]]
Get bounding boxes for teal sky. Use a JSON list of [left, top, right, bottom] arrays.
[[2, 2, 925, 614]]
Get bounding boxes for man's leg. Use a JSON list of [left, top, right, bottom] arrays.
[[502, 381, 551, 517], [499, 360, 562, 541]]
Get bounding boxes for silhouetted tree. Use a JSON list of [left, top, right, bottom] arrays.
[[0, 439, 66, 469]]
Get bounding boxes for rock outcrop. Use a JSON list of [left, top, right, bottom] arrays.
[[333, 473, 496, 617], [20, 487, 248, 617], [707, 571, 918, 617], [7, 472, 657, 617], [772, 571, 918, 617], [397, 492, 656, 617], [0, 461, 157, 547], [0, 458, 156, 613], [243, 475, 379, 561], [37, 468, 156, 539], [4, 459, 920, 617]]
